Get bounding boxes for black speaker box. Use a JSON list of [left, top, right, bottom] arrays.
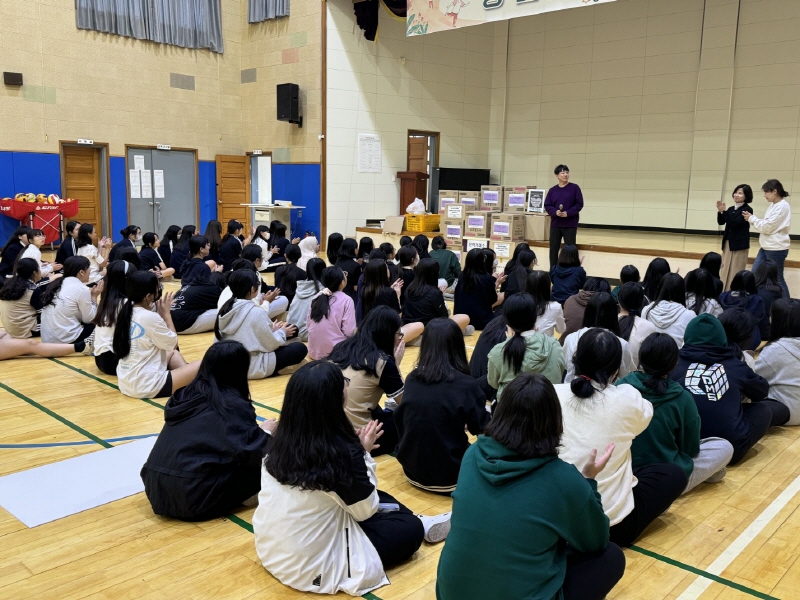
[[277, 83, 302, 127], [3, 72, 23, 86]]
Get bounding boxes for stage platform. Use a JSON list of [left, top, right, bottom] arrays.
[[355, 227, 800, 297]]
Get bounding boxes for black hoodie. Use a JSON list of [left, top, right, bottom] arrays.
[[141, 386, 270, 521]]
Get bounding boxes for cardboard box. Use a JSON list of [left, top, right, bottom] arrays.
[[443, 222, 463, 241], [458, 191, 481, 210], [382, 216, 406, 236], [438, 191, 458, 214], [490, 212, 525, 241], [464, 211, 490, 238], [491, 240, 521, 262], [480, 185, 502, 211], [443, 203, 468, 221], [503, 186, 529, 212], [524, 214, 551, 241], [526, 188, 546, 213], [461, 237, 490, 265]]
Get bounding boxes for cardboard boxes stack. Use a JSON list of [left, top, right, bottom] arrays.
[[442, 203, 467, 245]]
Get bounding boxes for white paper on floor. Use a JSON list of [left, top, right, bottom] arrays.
[[0, 436, 157, 527]]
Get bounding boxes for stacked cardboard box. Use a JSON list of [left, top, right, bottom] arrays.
[[442, 203, 467, 244], [491, 240, 522, 262], [525, 214, 551, 241], [457, 191, 481, 211], [502, 186, 529, 213], [480, 185, 502, 211], [464, 211, 491, 238], [438, 190, 458, 215], [489, 213, 525, 242]]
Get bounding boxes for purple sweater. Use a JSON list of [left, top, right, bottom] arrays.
[[544, 182, 584, 229], [306, 291, 357, 360]]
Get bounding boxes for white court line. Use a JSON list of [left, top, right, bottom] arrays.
[[677, 473, 800, 599]]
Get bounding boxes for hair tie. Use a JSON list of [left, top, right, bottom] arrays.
[[580, 375, 592, 382]]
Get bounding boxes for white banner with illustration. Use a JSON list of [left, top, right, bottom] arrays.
[[407, 0, 616, 36]]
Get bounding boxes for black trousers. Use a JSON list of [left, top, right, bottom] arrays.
[[549, 227, 577, 269], [732, 400, 791, 465], [562, 543, 626, 600], [609, 463, 687, 548], [70, 322, 96, 345], [370, 407, 399, 456], [359, 491, 424, 569], [94, 350, 119, 375], [270, 343, 308, 375]]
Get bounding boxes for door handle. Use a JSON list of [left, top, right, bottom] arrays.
[[148, 202, 154, 206]]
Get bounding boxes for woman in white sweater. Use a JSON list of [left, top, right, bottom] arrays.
[[641, 273, 696, 348], [745, 179, 792, 298], [756, 299, 800, 425], [555, 328, 687, 547], [526, 270, 565, 337], [40, 256, 102, 345], [617, 282, 657, 368]]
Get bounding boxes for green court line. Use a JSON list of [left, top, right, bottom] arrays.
[[629, 545, 779, 600], [225, 513, 254, 533], [0, 382, 112, 449]]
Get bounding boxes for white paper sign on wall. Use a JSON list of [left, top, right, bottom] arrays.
[[358, 133, 382, 174]]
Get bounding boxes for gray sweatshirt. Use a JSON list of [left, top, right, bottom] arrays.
[[641, 301, 696, 348], [755, 337, 800, 425], [286, 279, 320, 342], [216, 299, 287, 379]]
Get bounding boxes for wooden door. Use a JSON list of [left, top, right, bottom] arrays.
[[215, 155, 250, 230], [63, 146, 103, 235], [408, 136, 429, 173]]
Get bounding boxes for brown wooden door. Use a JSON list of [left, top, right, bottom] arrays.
[[408, 136, 429, 173], [215, 155, 250, 230], [63, 146, 103, 235]]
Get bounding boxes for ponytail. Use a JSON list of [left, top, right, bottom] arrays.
[[112, 270, 159, 359], [41, 256, 90, 307], [570, 375, 596, 399], [569, 328, 622, 399], [637, 333, 679, 396], [502, 331, 527, 374], [617, 282, 645, 342], [500, 293, 537, 375], [0, 258, 40, 301], [215, 269, 259, 340], [310, 266, 345, 323]]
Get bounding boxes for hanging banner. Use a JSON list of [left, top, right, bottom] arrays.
[[407, 0, 615, 36]]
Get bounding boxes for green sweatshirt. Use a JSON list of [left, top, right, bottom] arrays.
[[617, 371, 700, 478], [436, 436, 610, 600], [430, 248, 461, 286], [487, 333, 564, 397]]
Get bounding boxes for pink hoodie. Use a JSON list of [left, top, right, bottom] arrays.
[[306, 290, 357, 360]]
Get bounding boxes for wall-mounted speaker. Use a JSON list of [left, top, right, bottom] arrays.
[[277, 83, 302, 128], [3, 72, 23, 86]]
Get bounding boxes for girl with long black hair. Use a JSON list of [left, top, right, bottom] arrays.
[[307, 266, 357, 360], [395, 318, 489, 493], [556, 328, 687, 547], [454, 248, 506, 330], [358, 256, 424, 343], [525, 270, 565, 337], [357, 236, 374, 261], [157, 224, 181, 267], [617, 281, 657, 367], [411, 234, 431, 260], [108, 225, 140, 262], [402, 258, 471, 331], [642, 257, 671, 303], [0, 258, 45, 338], [500, 249, 536, 299], [684, 268, 722, 316], [618, 333, 733, 493], [219, 220, 254, 272], [114, 270, 200, 398], [0, 225, 32, 278], [171, 224, 198, 276], [756, 299, 800, 425], [76, 223, 111, 283], [326, 232, 343, 265], [286, 257, 325, 341], [275, 244, 307, 304], [215, 269, 306, 378], [335, 238, 363, 300], [719, 270, 766, 348], [254, 360, 450, 595], [19, 229, 59, 278], [641, 273, 695, 347], [488, 293, 564, 396], [93, 260, 131, 374], [141, 340, 277, 521], [250, 225, 278, 270], [139, 232, 176, 277], [754, 258, 782, 339], [40, 256, 101, 346]]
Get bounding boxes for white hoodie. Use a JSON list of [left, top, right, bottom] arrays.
[[749, 199, 791, 251], [215, 299, 287, 379], [641, 301, 696, 348], [755, 337, 800, 425]]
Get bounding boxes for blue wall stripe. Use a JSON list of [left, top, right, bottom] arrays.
[[109, 156, 128, 240], [198, 160, 217, 229], [272, 163, 321, 240]]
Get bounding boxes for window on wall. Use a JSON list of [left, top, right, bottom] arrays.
[[76, 0, 225, 53]]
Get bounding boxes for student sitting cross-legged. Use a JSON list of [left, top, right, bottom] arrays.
[[0, 258, 46, 339], [215, 270, 307, 379], [179, 235, 221, 285], [306, 266, 357, 360], [92, 260, 131, 374], [436, 373, 626, 600], [756, 299, 800, 425], [286, 257, 325, 342], [618, 333, 734, 493], [138, 232, 175, 278], [114, 271, 201, 399], [40, 256, 101, 347], [395, 318, 489, 493], [141, 340, 276, 521], [253, 360, 450, 596]]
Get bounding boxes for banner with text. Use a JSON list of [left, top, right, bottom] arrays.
[[407, 0, 616, 36]]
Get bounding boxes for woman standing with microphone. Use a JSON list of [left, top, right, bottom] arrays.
[[744, 180, 792, 298], [716, 184, 752, 291]]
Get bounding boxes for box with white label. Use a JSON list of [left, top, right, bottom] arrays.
[[458, 191, 481, 210], [502, 186, 529, 212], [480, 185, 502, 211], [438, 191, 458, 215], [491, 240, 521, 262], [444, 203, 467, 221], [444, 223, 463, 241], [490, 212, 525, 241], [464, 212, 490, 238]]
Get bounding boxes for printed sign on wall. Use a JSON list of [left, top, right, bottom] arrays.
[[407, 0, 616, 37]]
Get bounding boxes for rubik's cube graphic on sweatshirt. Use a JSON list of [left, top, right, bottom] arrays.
[[685, 363, 729, 402]]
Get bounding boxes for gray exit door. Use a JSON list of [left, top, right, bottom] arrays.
[[127, 148, 197, 235]]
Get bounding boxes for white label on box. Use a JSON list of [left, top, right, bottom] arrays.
[[441, 197, 456, 206], [483, 191, 499, 204], [467, 215, 485, 228], [493, 221, 510, 236], [508, 193, 526, 206], [446, 225, 462, 237], [461, 197, 477, 205], [447, 205, 463, 219], [494, 242, 512, 258], [465, 238, 489, 251]]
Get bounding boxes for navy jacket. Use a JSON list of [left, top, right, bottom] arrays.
[[170, 246, 190, 277], [718, 291, 766, 349], [717, 204, 750, 252], [550, 265, 586, 304]]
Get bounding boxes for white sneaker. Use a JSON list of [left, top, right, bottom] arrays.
[[464, 325, 475, 337], [418, 512, 451, 543], [706, 468, 727, 483], [81, 332, 95, 356], [384, 399, 398, 411]]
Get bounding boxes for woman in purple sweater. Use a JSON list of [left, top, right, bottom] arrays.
[[544, 164, 584, 270], [306, 266, 357, 360]]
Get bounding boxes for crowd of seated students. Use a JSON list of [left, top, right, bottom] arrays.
[[4, 217, 800, 600]]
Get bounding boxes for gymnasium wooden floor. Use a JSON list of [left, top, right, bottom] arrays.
[[2, 270, 800, 599]]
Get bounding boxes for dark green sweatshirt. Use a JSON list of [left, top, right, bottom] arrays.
[[436, 436, 610, 600], [617, 371, 700, 478]]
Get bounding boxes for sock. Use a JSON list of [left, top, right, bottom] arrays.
[[74, 340, 86, 353]]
